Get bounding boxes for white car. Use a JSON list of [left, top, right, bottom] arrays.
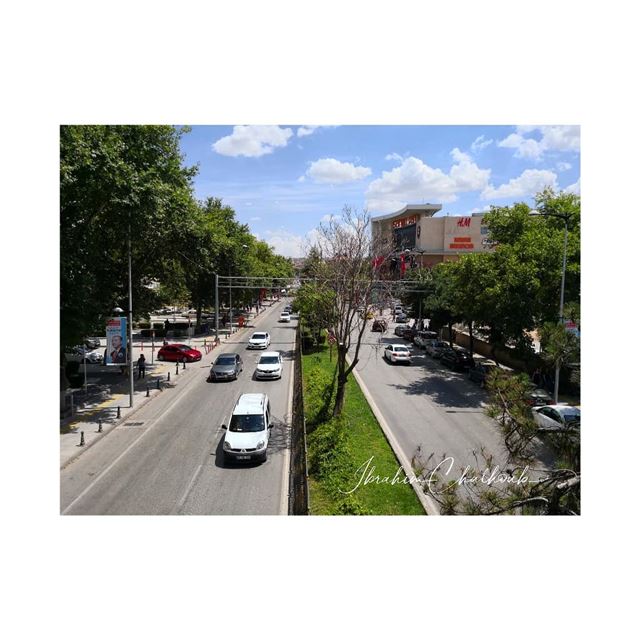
[[222, 393, 273, 463], [247, 331, 271, 349], [279, 312, 291, 322], [255, 351, 283, 380], [532, 404, 581, 431], [383, 344, 412, 365], [65, 346, 104, 364]]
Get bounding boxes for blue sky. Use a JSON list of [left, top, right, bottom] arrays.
[[178, 125, 580, 257]]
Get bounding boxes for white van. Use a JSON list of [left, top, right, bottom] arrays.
[[221, 393, 273, 463]]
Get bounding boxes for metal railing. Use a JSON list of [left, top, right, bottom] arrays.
[[289, 327, 310, 515]]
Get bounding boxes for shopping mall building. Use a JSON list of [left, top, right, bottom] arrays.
[[371, 203, 494, 271]]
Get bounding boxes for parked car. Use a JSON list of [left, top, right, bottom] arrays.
[[414, 331, 438, 348], [393, 304, 403, 315], [532, 404, 581, 431], [65, 345, 104, 364], [425, 340, 451, 358], [157, 343, 202, 363], [525, 383, 553, 406], [83, 337, 101, 349], [284, 305, 292, 313], [222, 393, 273, 464], [394, 324, 408, 337], [402, 326, 418, 342], [395, 311, 408, 323], [441, 348, 474, 371], [208, 353, 243, 381], [371, 318, 388, 332], [383, 344, 412, 365], [247, 331, 271, 349], [255, 351, 283, 380], [468, 359, 498, 387], [279, 312, 291, 322], [183, 309, 198, 317]]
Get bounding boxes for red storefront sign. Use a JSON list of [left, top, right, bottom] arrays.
[[392, 215, 417, 229]]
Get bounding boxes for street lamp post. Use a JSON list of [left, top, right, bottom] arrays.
[[529, 209, 570, 404]]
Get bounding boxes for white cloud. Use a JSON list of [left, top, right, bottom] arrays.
[[481, 169, 558, 200], [449, 148, 491, 190], [320, 214, 335, 223], [297, 175, 306, 182], [212, 125, 293, 157], [498, 126, 580, 160], [297, 126, 319, 137], [556, 161, 572, 172], [385, 152, 403, 162], [262, 229, 322, 258], [249, 216, 261, 221], [498, 133, 546, 159], [564, 178, 581, 195], [470, 205, 491, 213], [365, 153, 491, 213], [470, 135, 493, 153], [306, 158, 372, 184]]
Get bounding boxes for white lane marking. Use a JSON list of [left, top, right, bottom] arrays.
[[61, 377, 201, 515], [175, 464, 203, 514], [280, 328, 295, 515]]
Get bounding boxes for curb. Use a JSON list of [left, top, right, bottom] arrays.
[[60, 305, 280, 470], [346, 355, 440, 516], [60, 365, 195, 470]]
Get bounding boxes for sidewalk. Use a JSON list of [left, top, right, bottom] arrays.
[[59, 305, 274, 469]]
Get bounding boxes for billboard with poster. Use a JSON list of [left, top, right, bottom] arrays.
[[105, 317, 127, 365]]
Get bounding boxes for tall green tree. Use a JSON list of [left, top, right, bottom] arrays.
[[60, 125, 197, 347]]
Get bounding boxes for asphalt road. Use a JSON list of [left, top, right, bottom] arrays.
[[60, 301, 296, 515], [351, 318, 552, 481]]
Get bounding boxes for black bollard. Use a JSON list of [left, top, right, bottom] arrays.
[[79, 431, 85, 446], [117, 406, 121, 419], [175, 362, 179, 375], [156, 379, 161, 390], [167, 372, 171, 382], [182, 360, 186, 370], [146, 384, 150, 397], [98, 420, 103, 433]]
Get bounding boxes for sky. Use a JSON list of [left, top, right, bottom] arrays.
[[178, 125, 580, 258]]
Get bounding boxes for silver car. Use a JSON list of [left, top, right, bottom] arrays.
[[208, 353, 243, 381]]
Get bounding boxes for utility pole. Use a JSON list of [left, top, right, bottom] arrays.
[[127, 223, 134, 408], [214, 272, 219, 340]]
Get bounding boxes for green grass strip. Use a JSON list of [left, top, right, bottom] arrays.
[[302, 346, 425, 515]]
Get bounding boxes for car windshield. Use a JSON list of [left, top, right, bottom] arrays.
[[395, 346, 409, 352], [252, 333, 266, 340], [216, 356, 236, 365], [178, 345, 191, 351], [229, 414, 265, 432], [259, 356, 280, 364]]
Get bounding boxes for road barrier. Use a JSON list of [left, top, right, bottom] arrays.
[[289, 328, 309, 515]]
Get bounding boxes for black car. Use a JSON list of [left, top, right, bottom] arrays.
[[468, 360, 498, 386], [402, 326, 418, 342], [372, 318, 388, 332], [441, 348, 474, 371]]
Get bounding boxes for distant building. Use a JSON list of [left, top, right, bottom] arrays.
[[371, 204, 493, 271]]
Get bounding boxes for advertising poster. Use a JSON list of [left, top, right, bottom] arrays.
[[105, 317, 127, 365]]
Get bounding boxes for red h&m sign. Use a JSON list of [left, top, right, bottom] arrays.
[[457, 217, 471, 228]]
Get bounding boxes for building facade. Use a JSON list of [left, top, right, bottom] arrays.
[[371, 204, 493, 271]]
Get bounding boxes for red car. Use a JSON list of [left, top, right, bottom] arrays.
[[157, 343, 202, 363]]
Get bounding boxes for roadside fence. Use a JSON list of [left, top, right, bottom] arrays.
[[289, 328, 310, 515]]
